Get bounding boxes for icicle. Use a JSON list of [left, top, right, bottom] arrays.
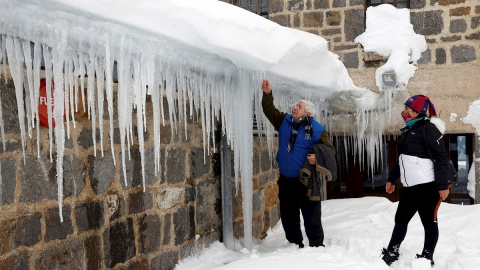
[[133, 59, 146, 191], [63, 54, 72, 139], [1, 37, 7, 83], [5, 37, 26, 162], [117, 37, 133, 186], [33, 42, 42, 157], [86, 54, 97, 155], [52, 32, 67, 223], [79, 54, 86, 113], [42, 45, 54, 162], [22, 40, 34, 137], [95, 56, 105, 155], [104, 40, 115, 165]]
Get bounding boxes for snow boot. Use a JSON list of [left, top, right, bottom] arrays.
[[381, 248, 399, 266], [416, 250, 434, 266]]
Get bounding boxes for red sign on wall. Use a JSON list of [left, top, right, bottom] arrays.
[[38, 79, 57, 127]]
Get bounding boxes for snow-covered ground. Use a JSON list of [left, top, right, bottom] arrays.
[[176, 197, 480, 270]]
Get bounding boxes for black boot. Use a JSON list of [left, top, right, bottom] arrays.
[[381, 248, 399, 266], [416, 250, 434, 266]]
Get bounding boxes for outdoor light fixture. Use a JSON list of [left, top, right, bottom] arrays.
[[382, 70, 396, 87]]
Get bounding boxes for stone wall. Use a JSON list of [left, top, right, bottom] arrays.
[[268, 0, 479, 134], [0, 75, 280, 269]]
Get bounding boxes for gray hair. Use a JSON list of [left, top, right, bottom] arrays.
[[299, 100, 316, 117]]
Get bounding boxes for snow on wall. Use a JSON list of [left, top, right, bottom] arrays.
[[0, 0, 396, 248], [355, 4, 427, 91]]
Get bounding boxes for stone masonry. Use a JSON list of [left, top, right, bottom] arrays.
[[0, 74, 280, 269]]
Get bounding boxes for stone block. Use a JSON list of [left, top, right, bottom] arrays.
[[19, 154, 85, 203], [0, 252, 29, 270], [138, 214, 162, 253], [450, 19, 467, 33], [160, 125, 175, 144], [253, 189, 265, 213], [440, 35, 462, 42], [184, 182, 196, 204], [35, 239, 83, 270], [322, 28, 341, 36], [195, 179, 221, 232], [85, 235, 102, 270], [166, 148, 186, 184], [173, 206, 195, 245], [411, 0, 426, 9], [450, 7, 471, 17], [252, 150, 260, 175], [269, 14, 291, 27], [0, 80, 20, 134], [157, 187, 183, 209], [260, 150, 271, 172], [466, 32, 480, 40], [435, 48, 447, 64], [344, 9, 364, 42], [190, 147, 210, 179], [314, 0, 329, 9], [289, 0, 304, 11], [271, 206, 279, 227], [327, 11, 341, 26], [45, 206, 73, 242], [334, 44, 358, 51], [269, 0, 284, 14], [253, 214, 263, 238], [294, 13, 300, 28], [88, 153, 115, 195], [120, 147, 158, 189], [263, 210, 271, 231], [0, 159, 16, 206], [103, 218, 136, 268], [77, 127, 100, 149], [163, 213, 172, 245], [343, 52, 359, 68], [426, 38, 437, 43], [75, 201, 104, 233], [151, 250, 179, 270], [303, 12, 323, 28], [124, 258, 150, 270], [128, 189, 153, 215], [265, 183, 279, 207], [472, 16, 480, 29], [332, 0, 346, 8], [476, 5, 480, 14], [8, 214, 41, 250], [411, 11, 444, 36], [418, 48, 432, 64], [107, 193, 125, 221], [349, 0, 365, 6], [451, 45, 476, 63]]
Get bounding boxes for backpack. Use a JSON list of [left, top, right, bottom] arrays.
[[422, 124, 458, 186]]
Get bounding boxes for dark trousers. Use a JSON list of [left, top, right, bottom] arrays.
[[387, 182, 440, 253], [278, 174, 324, 247]]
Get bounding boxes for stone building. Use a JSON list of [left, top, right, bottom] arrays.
[[228, 0, 480, 204], [0, 0, 479, 269], [0, 73, 280, 269]]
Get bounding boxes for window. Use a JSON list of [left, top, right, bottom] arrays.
[[367, 0, 409, 8], [238, 0, 269, 18]]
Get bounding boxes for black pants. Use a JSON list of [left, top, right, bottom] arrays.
[[278, 174, 324, 247], [387, 182, 440, 253]]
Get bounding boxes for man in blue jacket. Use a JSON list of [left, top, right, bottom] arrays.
[[261, 79, 335, 248]]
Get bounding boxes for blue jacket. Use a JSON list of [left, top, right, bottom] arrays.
[[276, 115, 324, 177]]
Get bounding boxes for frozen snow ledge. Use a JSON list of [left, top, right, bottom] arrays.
[[355, 4, 427, 90], [0, 0, 381, 248]]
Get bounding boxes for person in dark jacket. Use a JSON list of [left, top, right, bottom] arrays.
[[261, 79, 334, 248], [382, 95, 450, 266]]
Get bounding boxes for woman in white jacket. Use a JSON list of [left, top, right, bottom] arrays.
[[381, 95, 450, 266]]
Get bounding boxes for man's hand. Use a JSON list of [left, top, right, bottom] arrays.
[[307, 154, 316, 165], [439, 189, 449, 201], [386, 182, 395, 194], [262, 79, 272, 94]]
